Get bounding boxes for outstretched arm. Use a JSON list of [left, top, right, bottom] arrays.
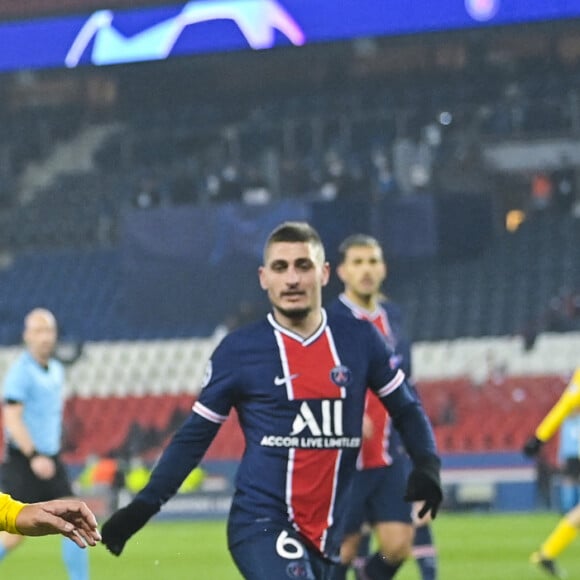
[[365, 322, 442, 519], [102, 412, 221, 556], [524, 369, 580, 457], [0, 494, 100, 547], [382, 382, 442, 519]]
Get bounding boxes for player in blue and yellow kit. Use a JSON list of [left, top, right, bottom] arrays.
[[0, 308, 92, 580], [524, 368, 580, 577], [329, 234, 438, 580], [101, 221, 442, 579]]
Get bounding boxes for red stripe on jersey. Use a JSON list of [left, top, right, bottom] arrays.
[[359, 391, 391, 468], [288, 448, 340, 552], [358, 308, 393, 469], [280, 328, 342, 400], [277, 329, 342, 552]]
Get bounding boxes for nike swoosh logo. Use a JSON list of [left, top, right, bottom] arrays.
[[274, 374, 299, 386]]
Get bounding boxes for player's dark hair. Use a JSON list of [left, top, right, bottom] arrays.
[[338, 234, 381, 263], [264, 221, 325, 263]]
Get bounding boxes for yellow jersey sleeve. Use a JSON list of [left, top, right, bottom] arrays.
[[536, 369, 580, 443], [0, 493, 26, 534]]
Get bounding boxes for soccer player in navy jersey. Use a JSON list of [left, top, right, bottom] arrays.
[[329, 234, 438, 580], [101, 221, 442, 579]]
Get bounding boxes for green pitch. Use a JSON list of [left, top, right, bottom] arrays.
[[1, 511, 578, 579]]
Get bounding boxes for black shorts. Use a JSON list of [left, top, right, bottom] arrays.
[[1, 447, 73, 503]]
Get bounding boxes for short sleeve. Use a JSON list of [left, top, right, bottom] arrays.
[[2, 361, 27, 403], [364, 323, 406, 397], [193, 335, 240, 424]]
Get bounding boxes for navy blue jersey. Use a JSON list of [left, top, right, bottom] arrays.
[[327, 295, 415, 470], [137, 309, 436, 560], [328, 295, 411, 377]]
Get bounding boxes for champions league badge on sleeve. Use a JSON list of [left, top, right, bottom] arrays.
[[389, 353, 403, 370], [330, 365, 352, 387], [201, 360, 213, 389]]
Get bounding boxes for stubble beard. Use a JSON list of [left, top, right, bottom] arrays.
[[353, 286, 376, 305], [274, 304, 311, 320]]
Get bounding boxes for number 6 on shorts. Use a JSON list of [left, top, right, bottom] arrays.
[[275, 530, 305, 559]]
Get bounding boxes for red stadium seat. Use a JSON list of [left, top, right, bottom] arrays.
[[419, 374, 568, 459]]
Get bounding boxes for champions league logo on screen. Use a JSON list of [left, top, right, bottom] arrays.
[[2, 0, 579, 74], [65, 0, 305, 68], [465, 0, 500, 21]]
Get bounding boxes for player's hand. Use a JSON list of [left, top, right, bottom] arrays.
[[16, 499, 101, 547], [523, 436, 544, 457], [30, 455, 56, 480], [404, 454, 443, 519], [101, 500, 159, 556]]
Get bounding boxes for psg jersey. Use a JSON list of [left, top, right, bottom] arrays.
[[138, 309, 435, 560], [328, 295, 412, 470]]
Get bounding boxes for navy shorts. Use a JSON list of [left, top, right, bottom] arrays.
[[1, 447, 74, 503], [229, 523, 340, 580], [343, 452, 412, 535]]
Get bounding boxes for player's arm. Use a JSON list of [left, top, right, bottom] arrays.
[[523, 369, 580, 457], [101, 338, 239, 556], [2, 365, 41, 459], [0, 492, 26, 533], [366, 324, 442, 518], [0, 493, 101, 546], [2, 400, 56, 479], [101, 409, 222, 556], [379, 379, 442, 519], [2, 401, 36, 458], [15, 499, 101, 547]]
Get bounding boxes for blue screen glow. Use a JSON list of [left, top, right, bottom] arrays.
[[1, 0, 579, 72]]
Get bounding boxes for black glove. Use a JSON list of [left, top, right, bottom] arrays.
[[523, 436, 544, 458], [101, 499, 159, 556], [404, 454, 443, 519]]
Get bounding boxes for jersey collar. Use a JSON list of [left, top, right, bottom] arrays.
[[339, 293, 382, 320], [267, 309, 328, 345]]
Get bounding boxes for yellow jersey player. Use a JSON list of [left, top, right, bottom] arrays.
[[523, 369, 580, 578]]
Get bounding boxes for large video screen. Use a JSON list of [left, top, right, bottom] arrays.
[[2, 0, 580, 73]]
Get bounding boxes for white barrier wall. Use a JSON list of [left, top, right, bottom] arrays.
[[412, 332, 580, 383], [0, 330, 226, 398], [0, 330, 576, 398]]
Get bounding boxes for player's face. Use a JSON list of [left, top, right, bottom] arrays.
[[259, 241, 329, 321], [337, 244, 386, 301], [24, 312, 58, 363]]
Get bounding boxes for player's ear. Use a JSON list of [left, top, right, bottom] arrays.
[[336, 262, 346, 284], [321, 262, 331, 287], [258, 266, 268, 290]]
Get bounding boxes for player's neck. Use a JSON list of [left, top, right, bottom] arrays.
[[272, 309, 323, 339], [344, 290, 377, 313], [31, 353, 50, 369]]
